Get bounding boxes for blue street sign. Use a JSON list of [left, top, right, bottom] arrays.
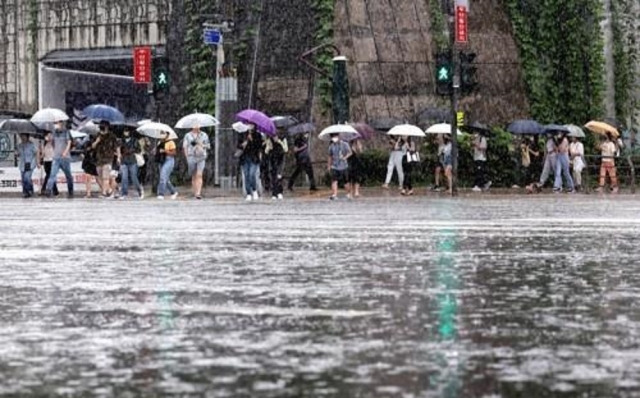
[[203, 29, 222, 45]]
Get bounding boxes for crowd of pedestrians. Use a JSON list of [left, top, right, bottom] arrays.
[[11, 118, 629, 201]]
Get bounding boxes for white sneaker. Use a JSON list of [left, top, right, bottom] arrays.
[[245, 194, 252, 201], [119, 196, 127, 200], [472, 186, 482, 192], [271, 196, 277, 200], [157, 195, 165, 200], [277, 193, 283, 200], [252, 191, 259, 200], [171, 192, 179, 200], [139, 192, 145, 200]]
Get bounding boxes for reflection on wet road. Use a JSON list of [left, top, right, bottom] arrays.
[[1, 196, 640, 397]]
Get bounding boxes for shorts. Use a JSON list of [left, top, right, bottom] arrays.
[[331, 169, 349, 184], [443, 154, 452, 167], [188, 158, 206, 176], [98, 164, 112, 180]]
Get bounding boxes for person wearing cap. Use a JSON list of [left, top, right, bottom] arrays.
[[182, 125, 210, 200], [44, 120, 74, 198]]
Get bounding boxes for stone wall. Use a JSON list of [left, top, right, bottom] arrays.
[[0, 0, 170, 112], [331, 0, 529, 126]]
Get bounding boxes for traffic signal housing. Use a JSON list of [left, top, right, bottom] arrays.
[[435, 51, 453, 96], [153, 62, 171, 94], [459, 51, 478, 95]]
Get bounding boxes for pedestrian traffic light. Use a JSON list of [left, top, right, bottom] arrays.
[[459, 51, 478, 95], [153, 67, 170, 93], [436, 52, 453, 96]]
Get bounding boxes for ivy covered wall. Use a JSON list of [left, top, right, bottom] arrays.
[[504, 0, 606, 124]]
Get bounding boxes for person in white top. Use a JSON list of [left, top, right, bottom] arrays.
[[472, 132, 491, 192], [553, 132, 574, 193], [596, 133, 618, 193], [569, 136, 585, 191], [39, 132, 58, 196]]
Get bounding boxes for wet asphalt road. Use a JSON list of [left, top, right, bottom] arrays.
[[1, 194, 640, 397]]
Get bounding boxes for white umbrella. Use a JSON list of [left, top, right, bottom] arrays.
[[565, 124, 586, 138], [318, 124, 360, 141], [137, 122, 178, 140], [175, 113, 220, 129], [31, 108, 69, 124], [426, 123, 463, 136], [70, 130, 88, 139], [137, 119, 152, 126], [232, 121, 251, 133], [78, 120, 100, 135], [387, 124, 426, 137]]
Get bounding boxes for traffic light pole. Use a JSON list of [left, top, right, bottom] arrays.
[[449, 13, 459, 196]]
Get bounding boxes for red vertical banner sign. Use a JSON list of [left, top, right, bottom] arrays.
[[133, 47, 151, 84], [455, 6, 468, 44]]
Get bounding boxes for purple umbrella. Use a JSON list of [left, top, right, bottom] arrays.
[[235, 109, 276, 137], [349, 123, 375, 140]]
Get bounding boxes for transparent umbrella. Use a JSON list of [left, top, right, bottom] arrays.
[[175, 113, 220, 129]]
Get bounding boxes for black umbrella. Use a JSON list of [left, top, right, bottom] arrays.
[[369, 117, 403, 132], [288, 123, 316, 136], [416, 107, 451, 125], [271, 115, 299, 129], [463, 121, 491, 135], [507, 119, 544, 135], [0, 119, 43, 136]]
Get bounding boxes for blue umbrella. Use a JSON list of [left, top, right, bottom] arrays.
[[82, 104, 125, 125], [543, 124, 570, 134], [507, 119, 543, 135]]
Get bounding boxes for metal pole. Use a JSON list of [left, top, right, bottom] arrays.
[[449, 7, 459, 196], [214, 44, 222, 186]]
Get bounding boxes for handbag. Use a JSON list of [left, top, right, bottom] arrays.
[[135, 153, 145, 167], [407, 152, 420, 163]]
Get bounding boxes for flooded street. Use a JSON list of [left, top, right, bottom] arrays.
[[1, 195, 640, 397]]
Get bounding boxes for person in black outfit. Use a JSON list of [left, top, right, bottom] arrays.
[[287, 134, 317, 191], [266, 132, 288, 200]]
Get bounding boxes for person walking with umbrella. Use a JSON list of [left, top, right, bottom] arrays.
[[16, 134, 40, 198], [442, 134, 453, 195], [382, 136, 405, 190], [39, 131, 58, 197], [287, 132, 317, 192], [92, 121, 120, 198], [519, 136, 539, 188], [569, 135, 586, 191], [265, 129, 288, 200], [182, 125, 210, 200], [531, 132, 558, 192], [596, 133, 619, 193], [553, 130, 574, 193], [471, 131, 490, 192], [81, 134, 101, 198], [401, 136, 419, 196], [44, 120, 74, 198], [327, 133, 353, 200], [119, 127, 144, 200], [348, 137, 364, 197], [156, 130, 179, 200], [238, 128, 263, 201]]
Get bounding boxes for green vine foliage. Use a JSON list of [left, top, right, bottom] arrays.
[[428, 0, 448, 52], [183, 0, 216, 115], [504, 0, 605, 124], [313, 0, 336, 113], [610, 0, 638, 123]]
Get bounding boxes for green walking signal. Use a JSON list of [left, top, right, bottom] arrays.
[[436, 52, 452, 96]]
